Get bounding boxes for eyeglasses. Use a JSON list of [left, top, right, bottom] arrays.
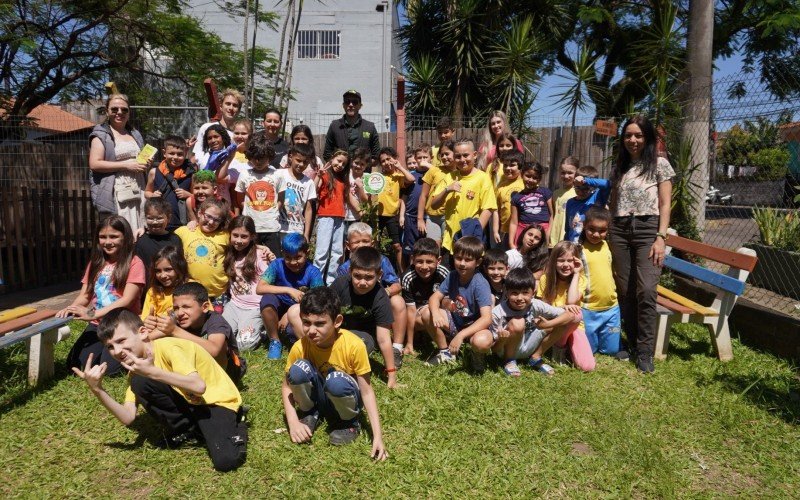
[[109, 107, 129, 114], [202, 212, 222, 223], [343, 99, 360, 106]]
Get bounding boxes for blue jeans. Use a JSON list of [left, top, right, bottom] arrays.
[[582, 305, 622, 355], [286, 359, 362, 423], [313, 216, 344, 286]]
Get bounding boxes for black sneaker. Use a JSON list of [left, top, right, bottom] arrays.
[[156, 427, 202, 449], [299, 411, 319, 435], [615, 349, 630, 361], [329, 421, 361, 446], [636, 354, 655, 374], [392, 347, 403, 370], [425, 350, 456, 366]]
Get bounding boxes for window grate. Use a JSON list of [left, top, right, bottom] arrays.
[[297, 30, 340, 59]]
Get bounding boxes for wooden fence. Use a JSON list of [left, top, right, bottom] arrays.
[[0, 188, 97, 294], [0, 141, 88, 192]]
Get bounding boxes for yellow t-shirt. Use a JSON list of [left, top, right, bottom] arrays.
[[536, 273, 587, 329], [581, 240, 617, 310], [175, 226, 229, 298], [431, 145, 441, 170], [549, 187, 577, 247], [442, 168, 498, 251], [495, 176, 525, 233], [285, 329, 371, 377], [140, 287, 174, 321], [422, 165, 451, 217], [124, 337, 241, 412], [376, 171, 406, 217]]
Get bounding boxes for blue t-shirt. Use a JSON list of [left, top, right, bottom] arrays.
[[261, 258, 324, 306], [337, 255, 399, 287], [440, 271, 493, 329], [564, 178, 611, 243], [511, 187, 552, 224], [402, 170, 425, 218]]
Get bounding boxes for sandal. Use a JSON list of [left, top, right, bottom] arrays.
[[503, 360, 521, 377], [528, 357, 555, 376]]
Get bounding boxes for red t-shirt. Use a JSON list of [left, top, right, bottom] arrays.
[[316, 171, 347, 217], [81, 256, 147, 322]]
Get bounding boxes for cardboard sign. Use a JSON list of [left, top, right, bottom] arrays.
[[595, 119, 617, 137], [363, 173, 385, 195]]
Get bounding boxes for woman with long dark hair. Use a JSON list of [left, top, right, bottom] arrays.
[[608, 115, 674, 373]]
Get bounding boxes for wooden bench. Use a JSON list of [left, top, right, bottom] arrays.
[[0, 308, 72, 385], [655, 229, 758, 361]]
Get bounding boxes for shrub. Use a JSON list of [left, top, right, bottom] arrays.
[[748, 147, 790, 180]]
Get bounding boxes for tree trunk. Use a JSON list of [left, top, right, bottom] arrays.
[[272, 0, 294, 107], [282, 0, 304, 120], [682, 0, 714, 233], [242, 0, 251, 116], [278, 0, 298, 112]]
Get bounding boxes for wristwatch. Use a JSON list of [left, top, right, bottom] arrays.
[[656, 232, 669, 241]]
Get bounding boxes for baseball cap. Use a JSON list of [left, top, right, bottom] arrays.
[[343, 90, 362, 102]]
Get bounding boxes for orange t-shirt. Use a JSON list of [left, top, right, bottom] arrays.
[[317, 171, 347, 217]]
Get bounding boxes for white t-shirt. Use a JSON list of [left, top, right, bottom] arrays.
[[276, 169, 317, 234], [193, 121, 235, 169], [506, 249, 524, 269], [345, 172, 361, 222], [235, 167, 283, 233]]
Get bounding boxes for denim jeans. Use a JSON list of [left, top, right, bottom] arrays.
[[313, 216, 344, 285], [286, 359, 362, 423]]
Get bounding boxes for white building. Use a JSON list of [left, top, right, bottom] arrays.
[[188, 0, 403, 134]]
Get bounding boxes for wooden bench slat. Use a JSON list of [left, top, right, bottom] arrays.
[[657, 286, 719, 316], [656, 294, 695, 315], [0, 309, 58, 337], [0, 306, 38, 324], [667, 234, 758, 272], [0, 317, 71, 350], [663, 255, 746, 296]]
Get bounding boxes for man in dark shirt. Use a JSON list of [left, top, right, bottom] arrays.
[[323, 90, 381, 161]]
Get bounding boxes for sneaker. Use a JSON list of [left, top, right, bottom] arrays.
[[615, 349, 630, 361], [392, 347, 403, 370], [636, 354, 655, 374], [156, 427, 202, 449], [299, 411, 319, 436], [329, 421, 361, 446], [267, 339, 282, 360], [466, 348, 486, 374], [425, 350, 456, 366]]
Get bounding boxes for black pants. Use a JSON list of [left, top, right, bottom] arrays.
[[130, 375, 248, 472], [67, 324, 123, 376], [608, 215, 661, 358], [257, 231, 283, 260]]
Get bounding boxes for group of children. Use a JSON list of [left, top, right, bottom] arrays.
[[64, 116, 629, 471]]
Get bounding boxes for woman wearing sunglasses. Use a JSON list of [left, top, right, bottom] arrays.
[[89, 94, 152, 233]]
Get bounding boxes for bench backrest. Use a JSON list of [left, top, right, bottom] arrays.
[[664, 229, 758, 298]]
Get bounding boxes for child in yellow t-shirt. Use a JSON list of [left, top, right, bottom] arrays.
[[549, 156, 579, 247], [430, 117, 455, 170], [429, 139, 497, 252], [140, 245, 190, 320], [417, 140, 456, 247], [375, 147, 415, 272], [578, 206, 621, 356], [492, 150, 525, 248], [536, 241, 595, 372]]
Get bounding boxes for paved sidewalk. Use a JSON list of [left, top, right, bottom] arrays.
[[0, 283, 81, 313]]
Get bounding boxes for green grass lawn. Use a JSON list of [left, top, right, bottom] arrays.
[[1, 321, 799, 497]]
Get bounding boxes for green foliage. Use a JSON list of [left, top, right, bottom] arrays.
[[748, 147, 791, 180], [358, 198, 392, 253], [753, 206, 800, 251], [668, 135, 702, 243], [718, 114, 793, 180]]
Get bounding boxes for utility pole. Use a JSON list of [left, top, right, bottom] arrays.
[[683, 0, 714, 233]]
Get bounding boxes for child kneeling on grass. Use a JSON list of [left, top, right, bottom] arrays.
[[424, 236, 494, 372], [490, 268, 579, 376], [400, 237, 450, 354], [282, 287, 388, 459], [73, 309, 247, 472]]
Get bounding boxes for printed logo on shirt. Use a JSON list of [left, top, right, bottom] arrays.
[[246, 179, 277, 211], [466, 190, 475, 200], [454, 295, 470, 317], [362, 131, 371, 139]]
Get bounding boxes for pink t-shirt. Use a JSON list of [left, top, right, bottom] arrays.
[[81, 256, 146, 322], [229, 249, 269, 309]]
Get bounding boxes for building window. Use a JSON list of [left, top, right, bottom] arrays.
[[297, 30, 340, 59]]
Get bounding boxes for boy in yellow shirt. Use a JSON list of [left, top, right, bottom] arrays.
[[375, 146, 415, 272], [549, 156, 579, 247], [281, 287, 388, 459], [417, 139, 456, 249], [492, 150, 525, 249], [430, 139, 497, 252]]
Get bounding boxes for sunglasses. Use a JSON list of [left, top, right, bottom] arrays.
[[109, 107, 129, 114], [343, 99, 360, 106]]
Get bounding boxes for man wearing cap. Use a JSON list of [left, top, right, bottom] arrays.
[[323, 90, 381, 161]]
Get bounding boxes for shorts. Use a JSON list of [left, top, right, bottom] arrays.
[[425, 214, 445, 242], [442, 309, 472, 341], [378, 215, 402, 245], [221, 302, 264, 351], [582, 305, 621, 354], [402, 218, 420, 255], [259, 293, 292, 318], [515, 327, 546, 360]]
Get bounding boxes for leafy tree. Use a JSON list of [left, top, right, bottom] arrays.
[[0, 0, 279, 123]]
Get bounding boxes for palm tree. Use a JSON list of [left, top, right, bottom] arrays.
[[553, 43, 601, 153]]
